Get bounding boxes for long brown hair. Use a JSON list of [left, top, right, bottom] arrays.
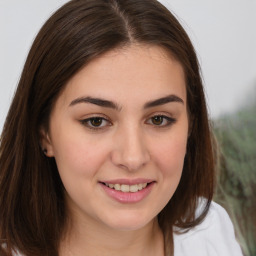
[[0, 0, 215, 255]]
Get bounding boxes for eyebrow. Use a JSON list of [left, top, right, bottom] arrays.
[[69, 94, 184, 110], [143, 94, 184, 108], [69, 96, 121, 111]]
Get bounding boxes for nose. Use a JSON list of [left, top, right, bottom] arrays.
[[110, 126, 150, 171]]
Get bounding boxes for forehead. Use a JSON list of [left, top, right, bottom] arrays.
[[58, 44, 186, 108]]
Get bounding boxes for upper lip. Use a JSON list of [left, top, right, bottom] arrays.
[[99, 178, 155, 185]]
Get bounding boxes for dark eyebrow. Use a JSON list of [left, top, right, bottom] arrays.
[[144, 94, 184, 109], [69, 96, 121, 111], [69, 94, 183, 110]]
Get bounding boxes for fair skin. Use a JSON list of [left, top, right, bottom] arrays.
[[41, 44, 189, 256]]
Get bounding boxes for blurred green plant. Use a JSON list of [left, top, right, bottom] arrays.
[[213, 101, 256, 256]]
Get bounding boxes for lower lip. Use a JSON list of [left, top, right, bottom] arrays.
[[100, 182, 155, 203]]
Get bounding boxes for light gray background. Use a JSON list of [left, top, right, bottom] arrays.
[[1, 0, 256, 133]]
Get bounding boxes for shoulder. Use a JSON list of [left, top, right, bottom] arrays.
[[173, 201, 243, 256]]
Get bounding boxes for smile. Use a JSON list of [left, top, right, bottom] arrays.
[[104, 183, 148, 193], [99, 180, 155, 203]]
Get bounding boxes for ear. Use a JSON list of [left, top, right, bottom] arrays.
[[39, 127, 55, 157]]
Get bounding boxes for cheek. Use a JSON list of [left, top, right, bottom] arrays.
[[52, 131, 109, 178], [153, 133, 187, 175], [150, 133, 187, 205], [148, 132, 187, 214]]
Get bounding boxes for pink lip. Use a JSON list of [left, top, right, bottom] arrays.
[[100, 178, 154, 185], [99, 181, 155, 204]]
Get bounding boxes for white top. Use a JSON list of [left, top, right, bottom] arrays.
[[13, 202, 243, 256], [173, 201, 243, 256]]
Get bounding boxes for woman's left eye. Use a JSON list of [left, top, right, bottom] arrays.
[[146, 115, 176, 127], [80, 117, 111, 129]]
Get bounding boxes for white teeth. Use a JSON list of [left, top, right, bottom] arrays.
[[129, 184, 139, 192], [138, 184, 143, 190], [121, 184, 129, 192], [114, 184, 121, 191], [105, 183, 150, 192]]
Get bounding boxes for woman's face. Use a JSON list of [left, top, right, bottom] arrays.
[[42, 44, 188, 231]]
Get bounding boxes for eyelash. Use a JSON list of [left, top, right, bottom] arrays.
[[80, 116, 112, 130], [146, 115, 176, 127], [80, 114, 176, 131]]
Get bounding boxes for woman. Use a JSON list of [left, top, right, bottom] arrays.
[[0, 0, 243, 255]]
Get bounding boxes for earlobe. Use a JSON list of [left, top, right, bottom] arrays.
[[39, 128, 55, 157]]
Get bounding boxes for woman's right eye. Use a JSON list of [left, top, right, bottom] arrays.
[[80, 117, 111, 130]]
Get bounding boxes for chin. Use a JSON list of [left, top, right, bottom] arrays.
[[101, 211, 156, 231]]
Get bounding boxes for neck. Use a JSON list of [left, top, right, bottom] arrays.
[[60, 216, 164, 256]]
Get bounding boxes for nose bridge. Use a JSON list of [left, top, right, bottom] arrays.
[[111, 123, 150, 171]]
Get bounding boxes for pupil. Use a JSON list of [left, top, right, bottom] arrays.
[[91, 118, 102, 126], [153, 116, 163, 125]]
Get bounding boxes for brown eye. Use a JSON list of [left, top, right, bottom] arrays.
[[90, 117, 103, 127], [80, 116, 111, 130], [146, 115, 176, 127], [151, 116, 164, 125]]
